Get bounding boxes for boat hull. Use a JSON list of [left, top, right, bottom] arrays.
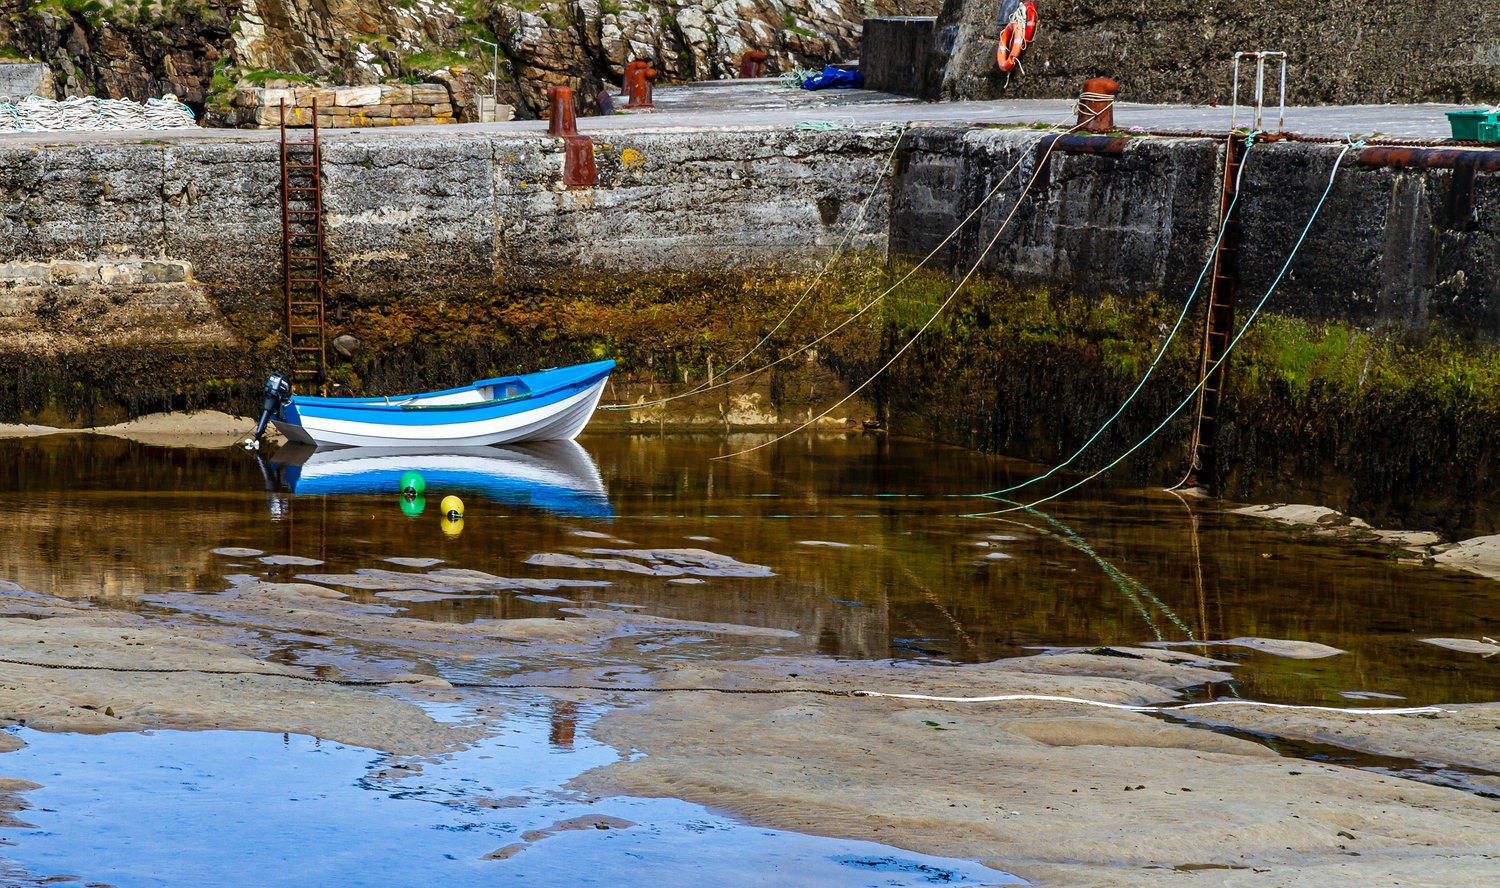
[[271, 362, 612, 448]]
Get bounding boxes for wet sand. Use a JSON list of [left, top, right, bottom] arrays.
[[0, 410, 280, 448], [0, 575, 1497, 885]]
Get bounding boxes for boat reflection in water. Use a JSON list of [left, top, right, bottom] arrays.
[[265, 440, 613, 518]]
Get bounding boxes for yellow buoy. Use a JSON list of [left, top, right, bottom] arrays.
[[440, 495, 464, 519], [440, 516, 464, 538]]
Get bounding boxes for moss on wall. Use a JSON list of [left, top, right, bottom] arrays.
[[863, 265, 1500, 535]]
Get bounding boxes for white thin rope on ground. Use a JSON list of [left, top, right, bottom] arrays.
[[0, 95, 197, 133], [853, 690, 1450, 715]]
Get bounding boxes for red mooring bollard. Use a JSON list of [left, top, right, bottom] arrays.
[[625, 66, 656, 110], [547, 85, 578, 137], [739, 50, 767, 79], [1077, 78, 1119, 133], [563, 135, 597, 187], [619, 61, 646, 97]]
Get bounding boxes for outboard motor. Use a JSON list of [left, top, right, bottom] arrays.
[[245, 372, 292, 450]]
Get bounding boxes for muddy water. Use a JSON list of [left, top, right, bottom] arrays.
[[1, 432, 1497, 707]]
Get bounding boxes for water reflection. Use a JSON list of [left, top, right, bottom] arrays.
[[1, 432, 1499, 705], [266, 441, 614, 518]]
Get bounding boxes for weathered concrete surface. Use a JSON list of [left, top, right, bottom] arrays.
[[0, 62, 54, 100], [889, 128, 1223, 301], [924, 0, 1500, 106]]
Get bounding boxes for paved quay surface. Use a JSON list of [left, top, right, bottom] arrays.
[[0, 80, 1476, 146]]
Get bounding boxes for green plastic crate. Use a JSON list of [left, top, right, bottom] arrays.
[[1447, 109, 1500, 141], [1480, 121, 1500, 143]]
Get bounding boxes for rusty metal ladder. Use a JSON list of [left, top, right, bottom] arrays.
[[1184, 134, 1247, 487], [280, 98, 326, 393]]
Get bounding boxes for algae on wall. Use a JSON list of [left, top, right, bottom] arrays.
[[858, 266, 1500, 536]]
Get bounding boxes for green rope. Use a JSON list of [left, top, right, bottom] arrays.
[[968, 136, 1364, 516], [980, 132, 1262, 496]]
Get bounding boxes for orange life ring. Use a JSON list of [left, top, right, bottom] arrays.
[[996, 22, 1026, 72], [1022, 1, 1038, 42]]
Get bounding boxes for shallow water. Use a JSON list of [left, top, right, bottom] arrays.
[[0, 702, 1015, 886], [1, 430, 1498, 708]]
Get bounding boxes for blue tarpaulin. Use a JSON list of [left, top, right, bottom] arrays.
[[801, 66, 864, 91]]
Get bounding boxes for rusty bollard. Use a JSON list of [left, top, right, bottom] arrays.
[[547, 85, 578, 137], [625, 66, 656, 110], [563, 135, 597, 187], [1077, 77, 1119, 133], [739, 50, 767, 79], [619, 60, 646, 97]]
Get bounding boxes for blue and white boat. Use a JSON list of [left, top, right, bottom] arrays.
[[252, 360, 615, 449]]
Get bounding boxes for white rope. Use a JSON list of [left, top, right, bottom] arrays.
[[1074, 92, 1116, 126], [0, 95, 196, 133], [853, 690, 1450, 716]]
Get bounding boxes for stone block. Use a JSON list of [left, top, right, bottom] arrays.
[[366, 118, 393, 127], [0, 63, 55, 100], [317, 115, 335, 128], [0, 263, 51, 283], [357, 104, 391, 118], [335, 86, 381, 106], [410, 87, 449, 104], [382, 86, 413, 104], [50, 261, 100, 285], [431, 103, 453, 116]]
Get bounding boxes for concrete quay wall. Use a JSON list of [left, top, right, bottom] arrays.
[[1, 124, 1499, 408], [0, 127, 897, 354]]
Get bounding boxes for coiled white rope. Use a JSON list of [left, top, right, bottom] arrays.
[[852, 690, 1450, 715], [0, 94, 196, 133]]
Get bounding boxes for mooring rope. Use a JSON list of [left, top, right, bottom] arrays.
[[712, 123, 1082, 461], [603, 121, 1076, 411], [0, 95, 196, 132], [980, 132, 1262, 496], [850, 690, 1450, 715], [965, 137, 1363, 516], [601, 124, 908, 411]]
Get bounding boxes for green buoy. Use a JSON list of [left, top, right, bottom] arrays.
[[399, 471, 426, 498], [400, 495, 426, 518]]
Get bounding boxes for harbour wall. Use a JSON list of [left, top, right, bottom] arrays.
[[5, 126, 1498, 353], [3, 124, 1500, 529]]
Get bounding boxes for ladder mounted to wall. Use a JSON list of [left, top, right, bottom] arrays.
[[280, 98, 326, 394], [1183, 134, 1248, 488]]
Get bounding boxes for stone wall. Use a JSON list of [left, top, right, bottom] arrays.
[[220, 82, 507, 128], [922, 0, 1500, 105], [5, 126, 1500, 343]]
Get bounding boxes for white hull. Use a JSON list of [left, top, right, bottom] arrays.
[[273, 378, 608, 448]]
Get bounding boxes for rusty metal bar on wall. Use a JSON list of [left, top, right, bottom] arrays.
[[1033, 133, 1131, 158], [1358, 145, 1500, 172]]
